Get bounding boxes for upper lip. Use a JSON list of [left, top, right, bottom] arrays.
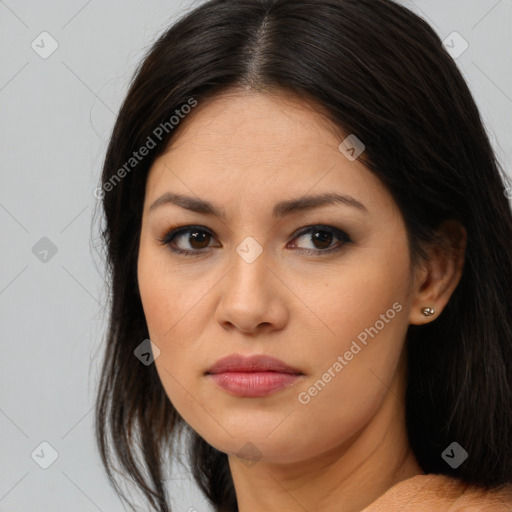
[[206, 354, 303, 374]]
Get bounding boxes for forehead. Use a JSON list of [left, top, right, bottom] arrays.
[[144, 89, 392, 217]]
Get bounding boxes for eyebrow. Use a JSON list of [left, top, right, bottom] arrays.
[[148, 191, 368, 217]]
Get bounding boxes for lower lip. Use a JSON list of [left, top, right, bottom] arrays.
[[207, 371, 302, 397]]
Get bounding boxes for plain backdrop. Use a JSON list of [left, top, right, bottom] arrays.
[[1, 0, 511, 510]]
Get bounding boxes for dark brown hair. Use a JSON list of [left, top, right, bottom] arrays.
[[93, 1, 512, 511]]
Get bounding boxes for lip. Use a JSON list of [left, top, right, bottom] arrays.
[[206, 353, 303, 374], [205, 354, 304, 397]]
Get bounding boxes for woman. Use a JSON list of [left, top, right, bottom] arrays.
[[94, 0, 512, 511]]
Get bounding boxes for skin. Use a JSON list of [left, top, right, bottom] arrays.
[[137, 88, 466, 512]]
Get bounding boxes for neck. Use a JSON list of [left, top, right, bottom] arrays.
[[228, 358, 424, 512]]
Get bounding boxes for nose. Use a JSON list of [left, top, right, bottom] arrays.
[[214, 246, 289, 335]]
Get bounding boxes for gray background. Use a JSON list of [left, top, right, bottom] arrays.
[[1, 0, 511, 510]]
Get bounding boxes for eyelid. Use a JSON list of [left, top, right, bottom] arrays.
[[158, 223, 352, 256], [157, 224, 217, 249], [288, 224, 352, 253]]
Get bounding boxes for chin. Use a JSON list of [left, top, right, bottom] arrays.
[[189, 423, 317, 465]]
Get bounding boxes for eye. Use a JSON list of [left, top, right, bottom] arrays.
[[288, 225, 352, 254], [158, 224, 352, 256], [158, 225, 218, 256]]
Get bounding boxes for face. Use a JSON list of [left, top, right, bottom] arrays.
[[137, 89, 417, 464]]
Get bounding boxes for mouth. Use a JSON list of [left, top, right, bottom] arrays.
[[205, 353, 304, 397]]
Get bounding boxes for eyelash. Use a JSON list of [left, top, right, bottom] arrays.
[[157, 223, 352, 257]]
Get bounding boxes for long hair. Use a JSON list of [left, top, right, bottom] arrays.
[[93, 1, 512, 511]]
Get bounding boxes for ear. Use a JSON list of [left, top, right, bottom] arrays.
[[409, 219, 467, 325]]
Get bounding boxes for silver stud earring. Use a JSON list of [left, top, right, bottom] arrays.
[[421, 306, 435, 317]]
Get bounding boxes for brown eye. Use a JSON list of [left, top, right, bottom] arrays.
[[186, 230, 211, 250], [160, 224, 351, 256], [289, 225, 351, 254], [161, 226, 219, 255], [311, 230, 334, 250]]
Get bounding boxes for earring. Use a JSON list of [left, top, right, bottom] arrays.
[[421, 306, 435, 317]]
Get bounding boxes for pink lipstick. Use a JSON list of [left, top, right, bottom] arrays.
[[205, 353, 304, 397]]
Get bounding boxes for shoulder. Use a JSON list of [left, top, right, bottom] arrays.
[[361, 473, 512, 511]]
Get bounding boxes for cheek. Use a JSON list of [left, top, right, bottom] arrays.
[[287, 240, 411, 419], [137, 246, 213, 408], [137, 244, 207, 343], [297, 238, 411, 358]]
